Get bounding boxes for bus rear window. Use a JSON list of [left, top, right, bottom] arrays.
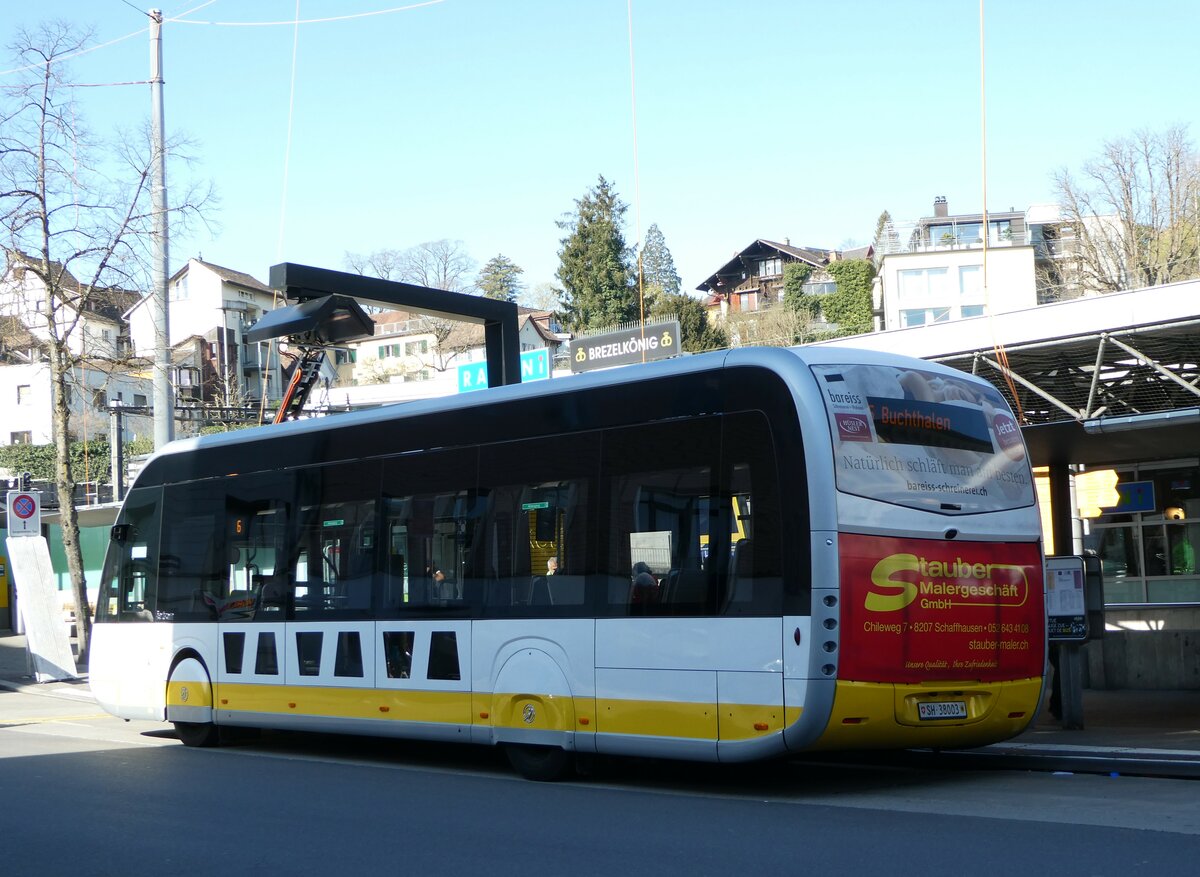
[[812, 363, 1034, 514]]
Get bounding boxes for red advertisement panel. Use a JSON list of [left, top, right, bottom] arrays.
[[838, 533, 1045, 683]]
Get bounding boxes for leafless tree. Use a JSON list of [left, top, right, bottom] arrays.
[[343, 247, 406, 282], [1052, 125, 1200, 294], [725, 300, 817, 348], [519, 281, 562, 312], [0, 22, 213, 664], [346, 240, 477, 293], [398, 239, 477, 292]]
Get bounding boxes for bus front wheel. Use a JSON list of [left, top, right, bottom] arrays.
[[173, 720, 219, 747], [504, 743, 571, 781]]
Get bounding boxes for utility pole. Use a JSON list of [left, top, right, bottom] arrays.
[[109, 402, 125, 504], [149, 9, 174, 448]]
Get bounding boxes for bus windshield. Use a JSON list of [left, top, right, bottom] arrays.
[[811, 362, 1035, 514]]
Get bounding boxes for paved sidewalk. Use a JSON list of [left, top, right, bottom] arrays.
[[3, 630, 1198, 769], [0, 631, 92, 702]]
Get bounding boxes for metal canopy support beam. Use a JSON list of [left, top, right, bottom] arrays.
[[1104, 333, 1200, 401], [268, 263, 521, 388], [1084, 334, 1108, 418], [977, 354, 1082, 420]]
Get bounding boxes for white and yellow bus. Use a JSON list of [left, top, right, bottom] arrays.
[[91, 345, 1046, 779]]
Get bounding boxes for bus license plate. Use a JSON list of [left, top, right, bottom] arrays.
[[918, 701, 967, 720]]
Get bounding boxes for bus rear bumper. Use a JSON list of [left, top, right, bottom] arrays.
[[806, 676, 1044, 751]]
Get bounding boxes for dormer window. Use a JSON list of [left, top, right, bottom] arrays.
[[758, 258, 782, 278]]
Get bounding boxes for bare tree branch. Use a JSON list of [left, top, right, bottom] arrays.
[[1052, 125, 1200, 296], [0, 22, 217, 664]]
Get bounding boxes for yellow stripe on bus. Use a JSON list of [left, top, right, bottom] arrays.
[[205, 682, 797, 742], [215, 683, 472, 724]]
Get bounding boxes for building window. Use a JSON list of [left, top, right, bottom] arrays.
[[93, 389, 108, 408], [929, 222, 982, 247], [405, 339, 428, 357], [1085, 464, 1200, 604], [959, 265, 982, 297], [175, 367, 200, 388], [17, 385, 32, 405], [10, 431, 32, 445], [989, 220, 1013, 243], [403, 370, 431, 383], [379, 344, 401, 359], [897, 267, 949, 302], [900, 307, 951, 328], [960, 305, 985, 318], [758, 258, 782, 278], [737, 291, 759, 312], [802, 281, 837, 296], [134, 394, 148, 407]]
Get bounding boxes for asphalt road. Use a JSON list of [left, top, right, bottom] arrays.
[[3, 688, 1198, 877]]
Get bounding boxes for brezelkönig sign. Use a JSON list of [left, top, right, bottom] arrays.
[[569, 321, 680, 373]]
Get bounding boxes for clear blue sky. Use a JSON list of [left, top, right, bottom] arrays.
[[3, 0, 1196, 297]]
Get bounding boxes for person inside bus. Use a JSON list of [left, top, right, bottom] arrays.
[[527, 557, 559, 606], [630, 562, 660, 609]]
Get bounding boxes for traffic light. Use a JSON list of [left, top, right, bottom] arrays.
[[21, 472, 32, 491]]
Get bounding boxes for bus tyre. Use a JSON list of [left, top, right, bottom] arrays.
[[504, 743, 571, 781], [173, 720, 219, 747]]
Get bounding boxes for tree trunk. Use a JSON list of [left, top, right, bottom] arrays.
[[49, 344, 91, 669]]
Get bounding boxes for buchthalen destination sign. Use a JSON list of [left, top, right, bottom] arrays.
[[458, 347, 551, 393], [570, 321, 680, 373]]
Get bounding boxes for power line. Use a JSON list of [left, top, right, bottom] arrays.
[[116, 0, 149, 16], [0, 27, 146, 77], [168, 0, 448, 27]]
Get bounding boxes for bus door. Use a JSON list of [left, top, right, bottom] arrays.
[[279, 464, 382, 715], [376, 468, 481, 733], [216, 488, 291, 720], [595, 432, 725, 759], [594, 417, 788, 757]]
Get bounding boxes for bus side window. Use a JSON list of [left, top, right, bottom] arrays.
[[379, 447, 480, 616], [383, 630, 414, 678], [721, 413, 788, 616], [476, 432, 599, 617], [293, 460, 380, 618], [602, 417, 724, 617]]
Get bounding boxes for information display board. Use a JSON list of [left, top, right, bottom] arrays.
[[1046, 555, 1088, 642]]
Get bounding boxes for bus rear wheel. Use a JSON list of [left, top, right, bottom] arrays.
[[173, 720, 219, 747], [504, 743, 572, 781]]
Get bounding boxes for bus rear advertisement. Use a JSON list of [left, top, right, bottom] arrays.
[[839, 533, 1044, 683]]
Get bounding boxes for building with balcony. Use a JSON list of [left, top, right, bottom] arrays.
[[125, 258, 286, 409], [697, 239, 847, 315], [0, 253, 137, 361], [696, 239, 872, 344], [874, 197, 1123, 331]]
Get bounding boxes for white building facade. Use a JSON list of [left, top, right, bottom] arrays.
[[126, 259, 285, 407]]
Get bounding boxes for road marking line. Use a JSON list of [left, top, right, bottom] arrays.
[[0, 713, 111, 726]]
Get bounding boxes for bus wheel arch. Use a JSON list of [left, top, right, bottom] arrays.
[[491, 648, 575, 779], [166, 651, 218, 748]]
